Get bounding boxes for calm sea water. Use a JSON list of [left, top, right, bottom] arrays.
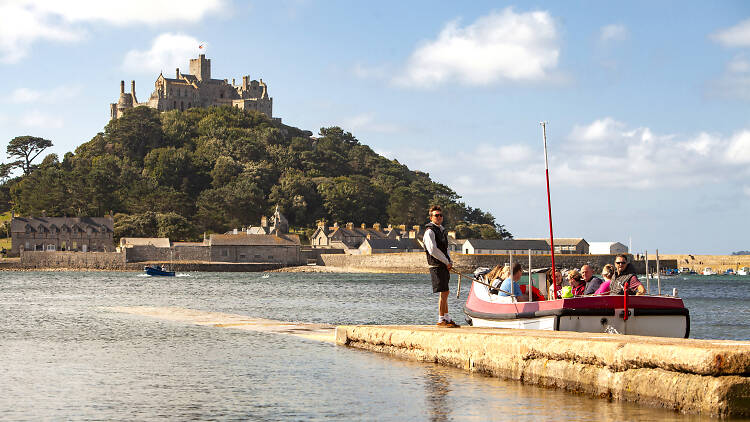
[[0, 271, 746, 421]]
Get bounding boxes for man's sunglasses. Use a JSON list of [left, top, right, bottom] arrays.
[[432, 213, 443, 217], [615, 261, 626, 265]]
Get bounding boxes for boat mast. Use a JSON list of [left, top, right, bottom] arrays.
[[541, 122, 558, 299]]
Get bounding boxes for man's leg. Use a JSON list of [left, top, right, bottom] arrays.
[[438, 290, 449, 317]]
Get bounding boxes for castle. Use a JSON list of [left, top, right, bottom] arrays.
[[110, 54, 275, 120]]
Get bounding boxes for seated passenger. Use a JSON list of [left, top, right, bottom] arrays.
[[581, 264, 604, 295], [594, 264, 615, 295], [567, 269, 585, 296], [484, 264, 509, 294], [546, 268, 563, 299], [498, 263, 529, 301], [611, 254, 646, 295]]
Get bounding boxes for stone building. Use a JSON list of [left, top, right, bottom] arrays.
[[516, 238, 590, 254], [10, 216, 114, 256], [111, 54, 275, 120], [311, 222, 400, 253], [209, 233, 300, 265], [461, 239, 549, 255], [358, 237, 423, 255]]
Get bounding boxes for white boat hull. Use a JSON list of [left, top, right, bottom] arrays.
[[470, 313, 688, 337]]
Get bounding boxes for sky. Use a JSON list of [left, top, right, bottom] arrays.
[[0, 0, 749, 254]]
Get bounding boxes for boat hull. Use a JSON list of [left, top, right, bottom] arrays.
[[465, 282, 689, 338], [144, 266, 175, 276]]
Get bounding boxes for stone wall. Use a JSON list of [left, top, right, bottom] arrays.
[[21, 251, 125, 269], [320, 252, 676, 274], [660, 254, 750, 273], [124, 245, 210, 262]]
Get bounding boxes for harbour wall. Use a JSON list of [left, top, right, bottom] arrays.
[[320, 252, 677, 274], [660, 254, 750, 273], [336, 325, 750, 417]]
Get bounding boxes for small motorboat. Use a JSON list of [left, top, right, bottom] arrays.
[[464, 277, 689, 338], [702, 267, 717, 276], [738, 267, 749, 276], [725, 269, 736, 276], [144, 265, 175, 276]]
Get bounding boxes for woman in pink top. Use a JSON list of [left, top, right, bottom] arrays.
[[595, 264, 615, 295]]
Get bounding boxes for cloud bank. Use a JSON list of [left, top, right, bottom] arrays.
[[123, 33, 202, 74]]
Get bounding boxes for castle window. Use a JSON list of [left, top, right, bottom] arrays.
[[180, 101, 184, 111], [173, 101, 177, 109], [220, 92, 224, 98]]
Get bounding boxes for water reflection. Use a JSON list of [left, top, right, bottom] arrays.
[[425, 367, 452, 422]]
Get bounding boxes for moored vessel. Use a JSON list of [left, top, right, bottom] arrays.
[[144, 264, 175, 276]]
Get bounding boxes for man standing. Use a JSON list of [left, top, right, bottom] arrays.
[[423, 205, 459, 327], [581, 264, 604, 295]]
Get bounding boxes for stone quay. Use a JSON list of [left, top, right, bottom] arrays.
[[336, 325, 750, 417]]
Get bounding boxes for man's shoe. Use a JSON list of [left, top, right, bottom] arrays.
[[445, 320, 460, 328], [436, 321, 450, 327]]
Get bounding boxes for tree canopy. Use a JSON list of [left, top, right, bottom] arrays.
[[1, 106, 511, 241]]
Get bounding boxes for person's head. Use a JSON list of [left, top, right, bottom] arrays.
[[580, 264, 593, 281], [601, 264, 615, 280], [511, 263, 522, 281], [614, 254, 628, 274], [567, 269, 583, 286], [428, 205, 443, 225]]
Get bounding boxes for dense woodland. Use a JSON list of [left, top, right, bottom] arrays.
[[0, 106, 511, 241]]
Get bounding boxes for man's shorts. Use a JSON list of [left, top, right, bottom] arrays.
[[429, 266, 450, 293]]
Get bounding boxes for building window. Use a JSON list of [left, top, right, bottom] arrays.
[[46, 244, 56, 251], [239, 254, 246, 259], [268, 255, 273, 259], [222, 250, 228, 257]]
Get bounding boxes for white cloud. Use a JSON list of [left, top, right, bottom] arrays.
[[711, 18, 750, 47], [569, 117, 624, 143], [726, 130, 750, 163], [342, 113, 403, 134], [10, 85, 81, 103], [707, 54, 750, 101], [19, 110, 64, 129], [599, 24, 629, 42], [395, 8, 560, 88], [122, 33, 202, 74], [0, 0, 224, 64]]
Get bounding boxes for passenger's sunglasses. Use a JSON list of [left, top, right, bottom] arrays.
[[432, 213, 443, 217]]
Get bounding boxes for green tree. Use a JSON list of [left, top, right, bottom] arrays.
[[6, 135, 53, 175]]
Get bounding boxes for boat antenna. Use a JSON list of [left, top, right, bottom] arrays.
[[541, 121, 558, 299]]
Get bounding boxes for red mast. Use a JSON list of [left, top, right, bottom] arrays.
[[541, 122, 558, 299]]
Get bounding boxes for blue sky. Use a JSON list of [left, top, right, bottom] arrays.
[[1, 1, 749, 254]]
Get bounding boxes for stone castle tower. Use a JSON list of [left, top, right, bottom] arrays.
[[110, 54, 276, 121]]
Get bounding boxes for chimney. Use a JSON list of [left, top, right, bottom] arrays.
[[176, 68, 180, 78], [373, 223, 381, 231], [366, 234, 371, 240], [233, 228, 238, 235], [242, 75, 249, 89], [120, 80, 125, 94], [398, 224, 406, 231], [361, 223, 366, 229], [131, 80, 136, 95], [413, 225, 420, 232], [232, 78, 235, 85], [333, 222, 339, 228], [261, 216, 268, 228], [346, 222, 353, 230]]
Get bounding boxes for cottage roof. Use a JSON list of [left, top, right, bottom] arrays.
[[209, 233, 300, 246], [516, 237, 588, 246], [11, 217, 113, 233], [464, 239, 550, 250], [120, 237, 171, 248], [362, 238, 423, 250]]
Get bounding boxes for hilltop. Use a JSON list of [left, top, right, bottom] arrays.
[[1, 106, 509, 241]]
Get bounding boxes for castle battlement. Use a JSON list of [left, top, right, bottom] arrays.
[[110, 54, 276, 121]]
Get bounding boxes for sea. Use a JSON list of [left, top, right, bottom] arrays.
[[0, 271, 747, 421]]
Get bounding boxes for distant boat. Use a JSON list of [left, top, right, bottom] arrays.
[[679, 267, 691, 274], [725, 269, 736, 276], [144, 265, 175, 277], [738, 267, 749, 276], [702, 267, 717, 276]]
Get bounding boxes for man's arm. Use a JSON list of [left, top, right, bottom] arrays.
[[423, 230, 451, 268]]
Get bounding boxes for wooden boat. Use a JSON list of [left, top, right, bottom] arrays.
[[464, 280, 689, 338], [144, 265, 175, 276]]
